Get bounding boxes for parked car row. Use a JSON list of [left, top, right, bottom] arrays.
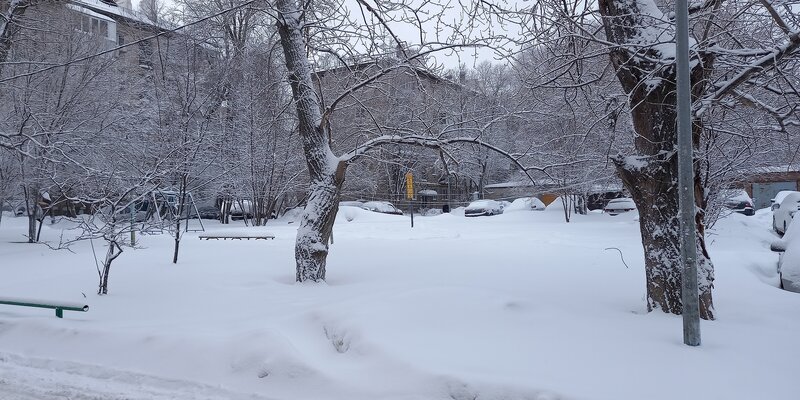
[[762, 189, 800, 293], [771, 191, 800, 235], [771, 213, 800, 292]]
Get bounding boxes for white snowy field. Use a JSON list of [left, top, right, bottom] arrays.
[[0, 205, 797, 400]]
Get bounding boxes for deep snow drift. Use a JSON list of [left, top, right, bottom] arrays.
[[0, 206, 797, 400]]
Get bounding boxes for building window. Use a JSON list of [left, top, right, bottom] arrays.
[[117, 33, 126, 54], [69, 8, 117, 46], [139, 40, 153, 69]]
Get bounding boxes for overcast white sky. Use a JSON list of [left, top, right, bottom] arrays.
[[129, 0, 526, 70]]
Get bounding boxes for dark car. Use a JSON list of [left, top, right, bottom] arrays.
[[193, 205, 221, 220], [721, 189, 755, 216], [230, 200, 254, 221]]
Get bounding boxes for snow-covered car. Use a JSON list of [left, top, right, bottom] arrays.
[[339, 201, 366, 209], [771, 214, 800, 292], [721, 189, 755, 216], [508, 197, 546, 211], [361, 201, 403, 215], [527, 197, 546, 211], [498, 200, 512, 210], [772, 191, 800, 235], [464, 200, 504, 217], [603, 198, 636, 215]]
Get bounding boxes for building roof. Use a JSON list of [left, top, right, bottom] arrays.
[[73, 0, 161, 29], [749, 164, 800, 174]]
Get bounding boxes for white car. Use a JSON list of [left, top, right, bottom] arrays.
[[772, 191, 800, 235], [603, 198, 636, 215], [339, 201, 366, 209], [771, 214, 800, 292], [464, 200, 504, 217], [362, 201, 403, 215]]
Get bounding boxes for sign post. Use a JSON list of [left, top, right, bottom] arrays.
[[130, 202, 136, 246], [405, 171, 414, 228]]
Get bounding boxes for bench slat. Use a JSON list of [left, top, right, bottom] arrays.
[[0, 297, 89, 318], [199, 235, 274, 240]]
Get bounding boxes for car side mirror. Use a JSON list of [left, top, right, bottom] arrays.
[[772, 204, 780, 211], [771, 241, 787, 252]]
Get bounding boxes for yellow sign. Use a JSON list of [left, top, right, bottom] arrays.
[[405, 172, 414, 199]]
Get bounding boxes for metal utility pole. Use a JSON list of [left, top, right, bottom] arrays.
[[676, 0, 701, 346]]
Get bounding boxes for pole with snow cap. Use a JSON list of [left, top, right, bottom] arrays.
[[676, 0, 701, 346]]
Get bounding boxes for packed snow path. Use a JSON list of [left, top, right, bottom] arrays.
[[0, 352, 277, 400]]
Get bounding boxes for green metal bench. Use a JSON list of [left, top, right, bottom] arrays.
[[0, 297, 89, 318]]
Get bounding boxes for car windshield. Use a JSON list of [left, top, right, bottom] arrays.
[[363, 201, 398, 213], [774, 191, 800, 204], [720, 189, 750, 202], [608, 199, 633, 205]]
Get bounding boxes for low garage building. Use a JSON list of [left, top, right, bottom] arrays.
[[740, 165, 800, 209]]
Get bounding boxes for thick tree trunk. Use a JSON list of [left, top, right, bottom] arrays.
[[0, 0, 29, 74], [294, 162, 347, 281], [26, 212, 36, 242], [614, 149, 714, 319], [276, 0, 346, 282], [599, 0, 715, 319]]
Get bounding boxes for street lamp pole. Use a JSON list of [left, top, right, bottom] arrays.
[[676, 0, 701, 346]]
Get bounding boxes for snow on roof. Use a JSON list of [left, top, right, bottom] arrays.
[[589, 183, 624, 193], [74, 0, 158, 27], [484, 181, 535, 189], [749, 164, 800, 174], [67, 3, 115, 22]]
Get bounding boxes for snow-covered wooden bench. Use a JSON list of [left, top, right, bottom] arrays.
[[198, 234, 275, 240], [0, 297, 89, 318]]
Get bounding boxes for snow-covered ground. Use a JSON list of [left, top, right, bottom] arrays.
[[0, 206, 797, 400]]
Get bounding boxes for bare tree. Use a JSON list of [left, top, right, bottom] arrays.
[[0, 0, 30, 74], [0, 5, 121, 242], [0, 148, 19, 226], [271, 0, 529, 281], [517, 0, 800, 319]]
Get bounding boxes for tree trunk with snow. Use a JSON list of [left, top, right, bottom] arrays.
[[276, 0, 346, 282], [98, 239, 123, 295], [599, 0, 715, 319], [0, 0, 29, 73]]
